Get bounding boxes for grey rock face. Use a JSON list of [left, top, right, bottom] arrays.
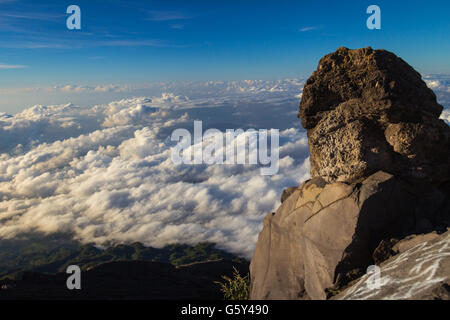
[[333, 230, 450, 300], [250, 171, 449, 299], [250, 47, 450, 300]]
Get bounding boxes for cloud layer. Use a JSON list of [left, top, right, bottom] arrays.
[[0, 83, 310, 258], [1, 76, 448, 259]]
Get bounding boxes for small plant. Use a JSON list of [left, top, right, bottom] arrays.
[[215, 267, 250, 300]]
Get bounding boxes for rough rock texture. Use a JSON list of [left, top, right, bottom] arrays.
[[250, 47, 450, 300], [332, 230, 450, 300], [298, 47, 450, 186], [280, 186, 298, 203], [250, 171, 449, 299]]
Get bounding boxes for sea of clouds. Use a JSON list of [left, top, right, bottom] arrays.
[[0, 77, 449, 259], [0, 80, 310, 258]]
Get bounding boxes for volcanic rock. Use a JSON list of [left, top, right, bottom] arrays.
[[250, 47, 450, 300], [332, 230, 450, 300], [298, 47, 449, 186]]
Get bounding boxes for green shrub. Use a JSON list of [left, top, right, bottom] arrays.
[[216, 267, 250, 300]]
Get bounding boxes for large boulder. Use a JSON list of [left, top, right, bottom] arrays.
[[250, 47, 450, 300], [250, 171, 449, 299], [298, 47, 449, 186]]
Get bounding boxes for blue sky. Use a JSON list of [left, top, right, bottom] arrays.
[[0, 0, 449, 112]]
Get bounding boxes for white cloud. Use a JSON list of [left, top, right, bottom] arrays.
[[440, 109, 450, 125], [0, 63, 27, 69], [1, 74, 448, 258], [0, 85, 310, 258], [299, 26, 317, 32], [147, 10, 193, 21], [52, 84, 130, 93], [170, 24, 184, 29], [425, 79, 441, 89], [3, 76, 446, 258]]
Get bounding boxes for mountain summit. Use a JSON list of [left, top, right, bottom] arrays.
[[250, 47, 450, 300], [299, 46, 449, 185]]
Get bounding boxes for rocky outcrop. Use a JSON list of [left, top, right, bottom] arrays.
[[250, 47, 450, 300], [298, 47, 449, 186], [250, 171, 449, 299], [332, 230, 450, 300]]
